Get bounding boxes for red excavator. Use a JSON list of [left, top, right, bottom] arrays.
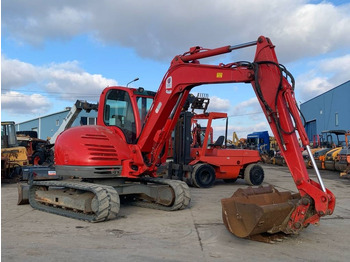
[[24, 36, 335, 241]]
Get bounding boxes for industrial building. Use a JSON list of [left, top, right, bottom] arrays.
[[15, 106, 98, 140], [300, 80, 350, 143]]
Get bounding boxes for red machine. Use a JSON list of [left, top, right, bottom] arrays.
[[167, 109, 264, 188], [27, 36, 335, 241]]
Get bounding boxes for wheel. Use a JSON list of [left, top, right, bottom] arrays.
[[31, 151, 46, 165], [223, 178, 238, 183], [169, 180, 191, 210], [244, 164, 264, 186], [191, 164, 216, 188]]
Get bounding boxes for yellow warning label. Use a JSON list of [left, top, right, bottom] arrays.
[[216, 72, 223, 78]]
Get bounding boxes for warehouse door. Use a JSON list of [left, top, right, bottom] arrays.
[[305, 120, 317, 142]]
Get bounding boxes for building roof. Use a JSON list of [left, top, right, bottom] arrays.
[[16, 109, 70, 125], [300, 80, 350, 106]]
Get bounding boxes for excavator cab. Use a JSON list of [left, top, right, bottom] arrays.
[[100, 87, 155, 144]]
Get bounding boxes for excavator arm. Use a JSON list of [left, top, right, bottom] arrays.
[[135, 36, 335, 240]]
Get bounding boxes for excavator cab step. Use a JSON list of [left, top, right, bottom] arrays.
[[221, 185, 300, 243]]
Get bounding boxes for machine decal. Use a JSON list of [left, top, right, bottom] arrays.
[[166, 76, 172, 94]]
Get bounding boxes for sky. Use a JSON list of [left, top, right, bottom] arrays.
[[1, 0, 350, 139]]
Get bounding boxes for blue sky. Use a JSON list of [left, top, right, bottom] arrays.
[[2, 0, 350, 138]]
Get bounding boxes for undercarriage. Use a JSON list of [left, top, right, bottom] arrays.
[[22, 177, 191, 222]]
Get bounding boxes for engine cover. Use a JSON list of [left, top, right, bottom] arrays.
[[55, 125, 131, 168]]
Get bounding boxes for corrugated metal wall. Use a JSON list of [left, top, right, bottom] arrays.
[[16, 110, 98, 140], [300, 80, 350, 142]]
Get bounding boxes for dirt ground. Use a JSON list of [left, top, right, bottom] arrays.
[[2, 164, 350, 262]]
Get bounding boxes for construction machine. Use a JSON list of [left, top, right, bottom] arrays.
[[16, 132, 53, 165], [1, 121, 28, 181], [324, 147, 343, 171], [308, 130, 346, 170], [322, 130, 347, 171], [2, 121, 60, 185], [337, 132, 350, 176], [247, 131, 276, 163], [228, 131, 245, 148], [22, 36, 334, 241], [167, 107, 264, 188]]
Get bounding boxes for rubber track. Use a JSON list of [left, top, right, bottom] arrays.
[[128, 178, 191, 211], [29, 180, 120, 222]]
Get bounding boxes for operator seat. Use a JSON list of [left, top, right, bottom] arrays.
[[209, 136, 225, 147]]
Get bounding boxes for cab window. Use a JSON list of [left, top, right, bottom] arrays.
[[104, 90, 136, 144], [136, 96, 153, 124]]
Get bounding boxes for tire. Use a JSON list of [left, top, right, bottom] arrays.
[[169, 180, 191, 210], [244, 164, 264, 186], [191, 164, 216, 188], [31, 151, 46, 165], [268, 150, 275, 158]]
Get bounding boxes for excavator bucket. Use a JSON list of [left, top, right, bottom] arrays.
[[221, 185, 300, 243]]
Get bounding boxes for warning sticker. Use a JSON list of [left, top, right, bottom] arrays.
[[166, 76, 172, 94]]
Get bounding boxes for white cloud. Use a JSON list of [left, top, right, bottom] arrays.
[[231, 97, 261, 116], [1, 55, 39, 88], [1, 91, 51, 115], [297, 54, 350, 101], [319, 54, 350, 83], [43, 64, 117, 100], [3, 3, 91, 46], [1, 56, 118, 102], [274, 2, 350, 61], [207, 96, 231, 112], [3, 0, 350, 62], [1, 56, 118, 118]]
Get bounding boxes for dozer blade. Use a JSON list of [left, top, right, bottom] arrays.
[[17, 183, 30, 205], [221, 185, 300, 243]]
